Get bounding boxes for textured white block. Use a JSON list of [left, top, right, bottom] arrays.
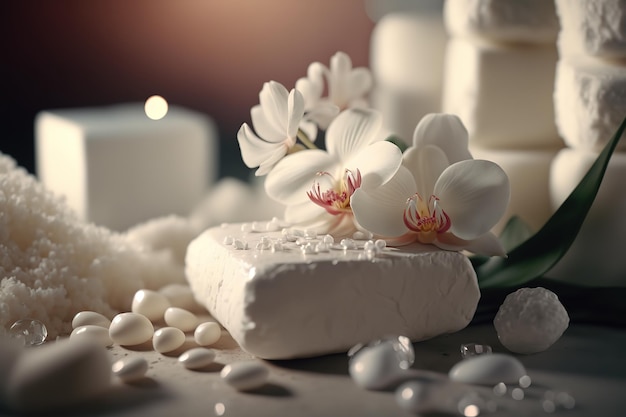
[[554, 56, 626, 152], [443, 38, 561, 149], [556, 0, 626, 58], [185, 224, 480, 359], [470, 146, 560, 234], [444, 0, 559, 44], [547, 148, 626, 287], [36, 104, 216, 231]]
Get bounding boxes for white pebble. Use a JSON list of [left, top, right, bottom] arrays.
[[131, 289, 171, 322], [220, 361, 269, 391], [448, 353, 527, 385], [71, 311, 111, 329], [70, 325, 113, 347], [153, 327, 186, 353], [178, 348, 216, 370], [6, 338, 111, 412], [223, 235, 234, 245], [109, 312, 154, 346], [164, 307, 199, 332], [349, 341, 407, 390], [493, 287, 569, 354], [159, 284, 200, 312], [112, 357, 148, 383], [194, 322, 221, 346]]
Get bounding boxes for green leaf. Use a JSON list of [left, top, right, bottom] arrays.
[[385, 135, 408, 153], [477, 116, 626, 288], [498, 216, 534, 252]]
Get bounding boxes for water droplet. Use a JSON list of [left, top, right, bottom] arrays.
[[375, 239, 387, 250], [9, 319, 48, 346], [340, 238, 357, 250], [322, 234, 334, 244], [460, 343, 493, 359]]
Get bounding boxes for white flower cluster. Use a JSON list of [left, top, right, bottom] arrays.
[[237, 52, 511, 256]]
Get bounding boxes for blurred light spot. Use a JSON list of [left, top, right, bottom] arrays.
[[145, 95, 168, 120], [214, 402, 226, 416]]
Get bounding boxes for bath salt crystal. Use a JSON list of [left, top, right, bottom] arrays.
[[493, 287, 569, 354]]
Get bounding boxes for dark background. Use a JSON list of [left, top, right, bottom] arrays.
[[0, 1, 375, 179]]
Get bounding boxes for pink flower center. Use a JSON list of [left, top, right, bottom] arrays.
[[307, 169, 362, 215], [403, 194, 451, 244]]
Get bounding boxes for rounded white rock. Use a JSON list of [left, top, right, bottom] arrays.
[[70, 325, 114, 347], [72, 311, 111, 329], [159, 284, 203, 312], [6, 339, 111, 413], [194, 322, 221, 346], [109, 313, 154, 346], [449, 353, 527, 385], [178, 347, 216, 370], [348, 339, 412, 391], [131, 289, 171, 322], [164, 307, 199, 332], [494, 287, 569, 354], [220, 361, 269, 391], [112, 356, 149, 383], [152, 327, 186, 353]]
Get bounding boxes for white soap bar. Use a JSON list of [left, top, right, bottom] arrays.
[[443, 38, 560, 149], [470, 146, 560, 234], [35, 104, 217, 231], [555, 0, 626, 58], [444, 0, 559, 44], [370, 12, 447, 90], [185, 223, 480, 359], [554, 56, 626, 152], [547, 148, 626, 287]]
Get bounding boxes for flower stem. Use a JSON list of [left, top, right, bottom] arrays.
[[297, 129, 318, 150]]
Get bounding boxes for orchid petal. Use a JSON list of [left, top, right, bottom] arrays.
[[251, 105, 283, 143], [285, 200, 326, 223], [402, 146, 449, 197], [347, 67, 373, 99], [237, 123, 287, 172], [287, 89, 305, 138], [299, 120, 318, 144], [435, 232, 507, 257], [413, 114, 472, 164], [264, 149, 334, 205], [304, 103, 340, 130], [351, 166, 416, 237], [345, 141, 402, 189], [434, 159, 510, 240], [325, 108, 383, 161], [295, 77, 321, 109], [259, 81, 289, 134]]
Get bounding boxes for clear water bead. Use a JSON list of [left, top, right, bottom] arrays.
[[9, 319, 48, 346], [460, 343, 493, 359]]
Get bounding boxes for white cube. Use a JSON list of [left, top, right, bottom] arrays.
[[554, 55, 626, 151], [443, 38, 561, 149], [36, 104, 217, 231]]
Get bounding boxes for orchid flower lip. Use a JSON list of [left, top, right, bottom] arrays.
[[307, 169, 363, 216], [402, 193, 452, 244]]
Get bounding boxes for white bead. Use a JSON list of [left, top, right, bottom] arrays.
[[70, 325, 113, 347], [448, 353, 527, 385], [194, 322, 221, 346], [131, 289, 171, 322], [220, 361, 269, 391], [112, 357, 149, 383], [109, 312, 154, 346], [163, 307, 199, 332], [158, 284, 199, 312], [152, 327, 186, 353], [178, 348, 216, 370], [71, 311, 111, 329]]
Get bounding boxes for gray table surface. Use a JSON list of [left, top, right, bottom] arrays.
[[26, 323, 626, 417]]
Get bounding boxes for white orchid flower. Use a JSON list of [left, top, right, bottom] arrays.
[[351, 114, 510, 256], [237, 81, 317, 176], [296, 51, 373, 130], [265, 108, 403, 236]]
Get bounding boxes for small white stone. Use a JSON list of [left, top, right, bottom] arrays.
[[233, 239, 248, 250], [71, 311, 111, 329], [220, 361, 269, 391], [112, 356, 148, 383], [448, 353, 527, 385], [194, 322, 221, 346], [178, 347, 216, 370], [109, 313, 154, 346], [493, 287, 569, 354], [6, 338, 111, 412], [152, 327, 186, 353], [348, 337, 414, 390], [223, 235, 234, 245], [164, 307, 199, 332], [131, 289, 171, 322], [158, 283, 201, 312], [70, 325, 114, 347]]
